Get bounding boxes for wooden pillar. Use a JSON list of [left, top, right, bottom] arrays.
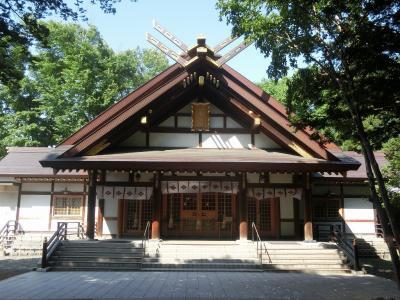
[[239, 173, 248, 240], [15, 181, 22, 224], [303, 173, 314, 241], [151, 172, 161, 240], [86, 169, 97, 240]]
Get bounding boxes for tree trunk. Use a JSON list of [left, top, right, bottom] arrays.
[[350, 104, 400, 245], [363, 149, 400, 289]]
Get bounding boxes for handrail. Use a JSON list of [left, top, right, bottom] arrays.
[[0, 220, 24, 248], [142, 221, 151, 257], [330, 226, 360, 271], [41, 221, 85, 268], [251, 222, 271, 264]]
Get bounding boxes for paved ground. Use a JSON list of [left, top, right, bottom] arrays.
[[0, 256, 39, 281], [0, 271, 399, 299]]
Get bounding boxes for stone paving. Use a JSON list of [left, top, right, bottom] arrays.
[[0, 271, 399, 299], [0, 256, 39, 281]]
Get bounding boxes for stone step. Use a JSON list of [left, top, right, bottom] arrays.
[[57, 247, 143, 253], [61, 242, 142, 248], [53, 256, 143, 262], [262, 259, 346, 264], [262, 268, 352, 275], [49, 261, 142, 268], [50, 266, 142, 271], [55, 251, 142, 258], [142, 262, 261, 269], [143, 258, 260, 263], [263, 263, 349, 269], [261, 254, 346, 259]]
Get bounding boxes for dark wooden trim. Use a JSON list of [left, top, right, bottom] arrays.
[[15, 182, 22, 224], [117, 199, 124, 238], [251, 133, 255, 148], [104, 216, 118, 221], [344, 219, 375, 222], [174, 115, 178, 128], [223, 115, 227, 129], [48, 180, 55, 231], [175, 112, 226, 117], [147, 126, 258, 134], [86, 170, 97, 239], [146, 131, 150, 148], [276, 197, 281, 239], [280, 218, 295, 222], [313, 182, 368, 187], [20, 191, 52, 195], [312, 194, 369, 199], [199, 132, 202, 147]]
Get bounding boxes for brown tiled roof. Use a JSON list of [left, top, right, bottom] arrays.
[[0, 147, 87, 177], [317, 151, 387, 180], [40, 148, 360, 173]]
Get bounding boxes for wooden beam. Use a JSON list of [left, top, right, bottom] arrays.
[[86, 170, 97, 239]]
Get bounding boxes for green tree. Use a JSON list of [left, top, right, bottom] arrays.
[[258, 77, 288, 103], [383, 137, 400, 221], [0, 0, 134, 87], [218, 0, 400, 286], [0, 21, 168, 156]]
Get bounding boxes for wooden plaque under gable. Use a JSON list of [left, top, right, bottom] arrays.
[[192, 103, 210, 131]]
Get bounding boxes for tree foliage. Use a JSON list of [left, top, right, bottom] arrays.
[[0, 0, 133, 87], [218, 0, 400, 285], [0, 22, 168, 157], [258, 77, 288, 104]]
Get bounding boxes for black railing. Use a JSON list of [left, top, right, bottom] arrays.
[[41, 222, 85, 268], [251, 222, 271, 265], [330, 226, 360, 271], [142, 221, 151, 256]]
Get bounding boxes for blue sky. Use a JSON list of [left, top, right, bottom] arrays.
[[62, 0, 272, 83]]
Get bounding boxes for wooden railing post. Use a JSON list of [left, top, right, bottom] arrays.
[[41, 238, 48, 268], [353, 239, 360, 271]]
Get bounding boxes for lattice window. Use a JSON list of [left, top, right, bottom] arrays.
[[183, 194, 197, 210], [313, 199, 340, 220], [247, 198, 257, 226], [259, 199, 272, 231], [202, 193, 216, 210], [126, 199, 153, 231], [53, 196, 82, 216]]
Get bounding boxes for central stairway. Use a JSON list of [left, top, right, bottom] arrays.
[[46, 239, 352, 274], [142, 240, 261, 271]]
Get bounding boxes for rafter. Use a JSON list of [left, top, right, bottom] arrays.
[[146, 33, 188, 66], [153, 20, 189, 52]]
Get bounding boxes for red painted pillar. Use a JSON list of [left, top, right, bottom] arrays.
[[239, 174, 248, 240], [151, 172, 161, 240], [304, 173, 314, 241]]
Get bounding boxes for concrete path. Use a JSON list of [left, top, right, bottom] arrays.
[[0, 271, 399, 299]]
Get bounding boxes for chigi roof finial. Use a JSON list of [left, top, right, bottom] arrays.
[[146, 20, 252, 68]]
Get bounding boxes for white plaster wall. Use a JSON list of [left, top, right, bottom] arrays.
[[119, 131, 146, 147], [150, 133, 198, 148], [21, 182, 51, 192], [159, 116, 174, 127], [280, 195, 294, 219], [269, 173, 293, 184], [178, 116, 191, 128], [106, 172, 129, 182], [104, 198, 118, 218], [254, 134, 280, 149], [210, 116, 224, 128], [103, 220, 118, 235], [344, 198, 375, 234], [202, 134, 252, 149], [210, 104, 223, 114], [280, 222, 295, 236], [246, 173, 260, 184], [0, 187, 18, 223], [54, 183, 84, 193], [19, 195, 50, 231], [226, 117, 242, 128], [177, 103, 191, 113]]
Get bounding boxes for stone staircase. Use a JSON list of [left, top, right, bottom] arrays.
[[45, 239, 352, 273], [4, 233, 47, 257], [260, 242, 351, 274], [48, 240, 144, 271], [142, 240, 261, 271]]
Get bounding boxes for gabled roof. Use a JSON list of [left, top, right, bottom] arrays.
[[52, 60, 340, 161]]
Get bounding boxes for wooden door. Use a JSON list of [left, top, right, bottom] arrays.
[[164, 193, 235, 239], [123, 198, 152, 235], [248, 197, 279, 238]]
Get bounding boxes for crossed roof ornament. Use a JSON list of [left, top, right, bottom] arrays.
[[146, 20, 252, 68]]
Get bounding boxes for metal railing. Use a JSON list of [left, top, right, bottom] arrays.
[[142, 221, 151, 256], [251, 222, 271, 265], [41, 222, 86, 268], [0, 220, 24, 250], [330, 226, 360, 271]]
